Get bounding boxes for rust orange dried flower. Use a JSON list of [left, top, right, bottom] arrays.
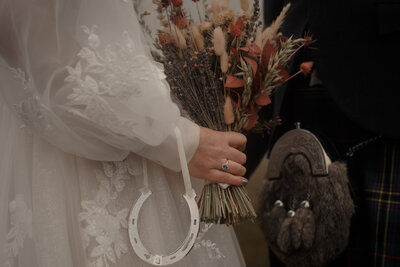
[[300, 61, 314, 75], [230, 23, 241, 37], [158, 34, 172, 49], [173, 15, 188, 29], [171, 0, 183, 7], [230, 17, 243, 37]]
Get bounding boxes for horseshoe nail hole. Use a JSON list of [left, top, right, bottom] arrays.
[[170, 256, 176, 260], [144, 254, 150, 259], [194, 219, 197, 225], [131, 218, 135, 225], [134, 238, 137, 244], [182, 233, 195, 251]]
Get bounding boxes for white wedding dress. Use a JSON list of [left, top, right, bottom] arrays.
[[0, 0, 246, 266]]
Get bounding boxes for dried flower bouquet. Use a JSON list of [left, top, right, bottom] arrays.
[[142, 0, 311, 225]]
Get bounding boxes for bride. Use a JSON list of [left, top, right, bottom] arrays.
[[0, 0, 248, 266]]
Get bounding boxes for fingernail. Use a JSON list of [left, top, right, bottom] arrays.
[[242, 179, 248, 186]]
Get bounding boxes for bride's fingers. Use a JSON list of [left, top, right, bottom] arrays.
[[188, 127, 249, 183], [227, 132, 247, 148], [226, 147, 247, 164], [235, 143, 246, 152], [207, 169, 248, 186], [218, 159, 246, 176]]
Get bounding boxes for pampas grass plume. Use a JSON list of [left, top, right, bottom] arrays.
[[169, 24, 187, 49], [220, 0, 230, 10], [262, 3, 291, 47], [213, 27, 225, 56], [224, 95, 235, 125], [240, 0, 249, 11], [220, 50, 229, 73], [189, 23, 205, 50], [211, 0, 220, 17]]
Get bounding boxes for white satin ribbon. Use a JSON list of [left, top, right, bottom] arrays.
[[128, 127, 200, 266]]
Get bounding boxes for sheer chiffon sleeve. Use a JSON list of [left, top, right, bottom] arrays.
[[0, 0, 199, 170]]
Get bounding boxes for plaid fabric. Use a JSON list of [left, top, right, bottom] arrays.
[[337, 141, 400, 267]]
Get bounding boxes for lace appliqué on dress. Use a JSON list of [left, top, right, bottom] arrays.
[[79, 161, 136, 267], [194, 223, 225, 261], [8, 68, 53, 136], [3, 195, 33, 267], [65, 25, 164, 139]]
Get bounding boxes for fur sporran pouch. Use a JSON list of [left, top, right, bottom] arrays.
[[258, 123, 355, 267]]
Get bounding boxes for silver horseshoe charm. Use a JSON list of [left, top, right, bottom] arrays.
[[128, 127, 200, 266]]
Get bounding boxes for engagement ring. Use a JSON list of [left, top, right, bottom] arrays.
[[222, 160, 229, 171]]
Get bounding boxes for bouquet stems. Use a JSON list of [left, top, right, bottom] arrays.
[[197, 183, 257, 225]]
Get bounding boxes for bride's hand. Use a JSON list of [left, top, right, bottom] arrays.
[[188, 127, 248, 186]]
